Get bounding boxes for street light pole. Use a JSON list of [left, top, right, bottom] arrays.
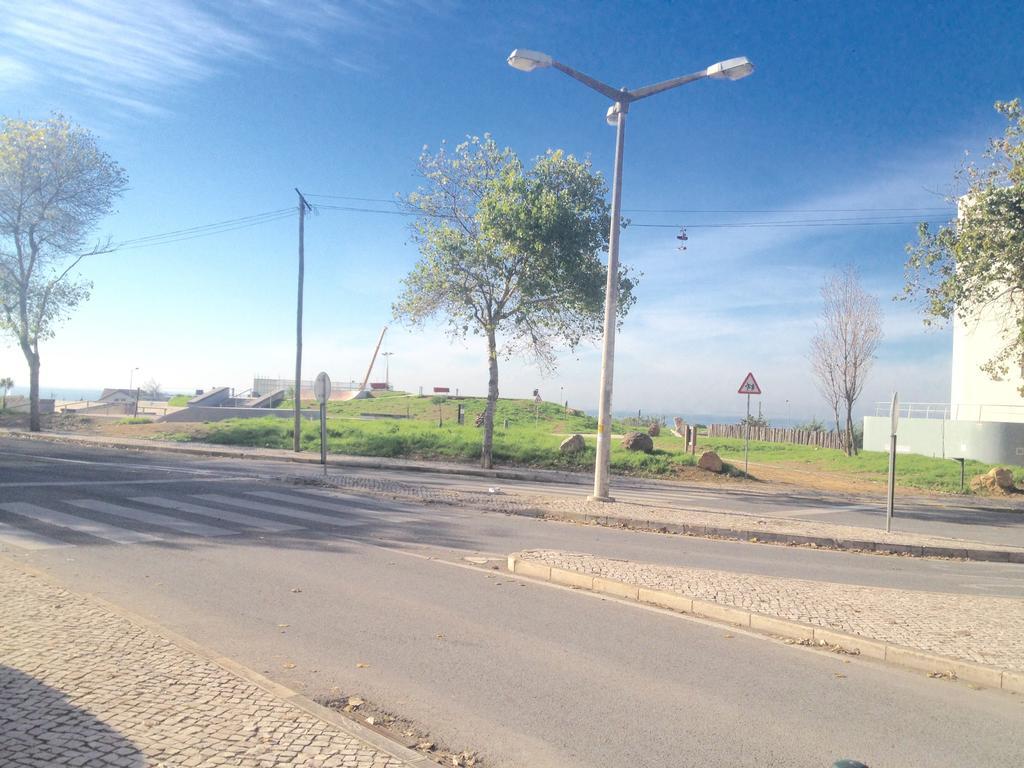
[[593, 103, 627, 500], [507, 49, 754, 501], [382, 351, 394, 390]]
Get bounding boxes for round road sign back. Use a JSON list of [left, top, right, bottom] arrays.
[[314, 372, 332, 404]]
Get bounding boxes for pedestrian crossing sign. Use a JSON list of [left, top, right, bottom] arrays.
[[737, 372, 761, 395]]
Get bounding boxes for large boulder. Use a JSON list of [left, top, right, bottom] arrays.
[[697, 450, 724, 473], [647, 422, 661, 437], [622, 431, 654, 453], [970, 467, 1017, 495], [559, 434, 586, 454]]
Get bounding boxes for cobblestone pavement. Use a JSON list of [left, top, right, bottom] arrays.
[[318, 474, 1024, 555], [516, 549, 1024, 672], [0, 562, 412, 768]]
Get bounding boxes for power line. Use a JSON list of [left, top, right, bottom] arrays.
[[113, 208, 295, 250], [632, 218, 948, 229], [304, 192, 956, 216], [624, 206, 955, 214], [313, 203, 946, 229]]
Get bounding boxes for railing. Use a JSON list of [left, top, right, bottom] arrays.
[[872, 402, 950, 420], [58, 400, 177, 417], [873, 401, 1024, 422]]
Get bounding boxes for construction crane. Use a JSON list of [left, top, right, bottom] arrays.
[[358, 326, 388, 394]]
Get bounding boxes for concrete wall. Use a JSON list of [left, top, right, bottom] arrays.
[[157, 406, 320, 423], [864, 415, 1024, 465], [187, 387, 232, 407]]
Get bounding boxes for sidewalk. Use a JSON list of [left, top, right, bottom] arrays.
[[0, 558, 425, 768], [509, 549, 1024, 693]]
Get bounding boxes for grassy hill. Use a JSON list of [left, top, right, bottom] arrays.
[[194, 392, 707, 478]]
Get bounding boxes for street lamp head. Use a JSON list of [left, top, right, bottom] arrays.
[[705, 56, 754, 81], [507, 48, 553, 72]]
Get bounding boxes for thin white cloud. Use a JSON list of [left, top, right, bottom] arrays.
[[0, 55, 35, 90], [0, 0, 448, 115]]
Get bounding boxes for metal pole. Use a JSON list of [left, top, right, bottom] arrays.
[[886, 432, 896, 532], [320, 402, 327, 476], [886, 391, 899, 532], [294, 190, 310, 453], [591, 105, 627, 502], [744, 392, 750, 479]]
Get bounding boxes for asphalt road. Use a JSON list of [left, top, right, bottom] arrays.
[[2, 438, 1023, 767]]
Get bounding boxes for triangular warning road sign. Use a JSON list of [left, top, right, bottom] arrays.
[[737, 372, 761, 395]]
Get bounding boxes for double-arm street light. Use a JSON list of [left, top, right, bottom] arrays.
[[507, 48, 754, 501]]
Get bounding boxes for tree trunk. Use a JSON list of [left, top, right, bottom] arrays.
[[832, 404, 844, 453], [844, 402, 856, 456], [28, 349, 40, 432], [481, 329, 499, 469]]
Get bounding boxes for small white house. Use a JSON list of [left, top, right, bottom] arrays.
[[98, 388, 136, 403]]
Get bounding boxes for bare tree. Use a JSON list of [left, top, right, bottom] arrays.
[[809, 267, 883, 455], [140, 378, 163, 400], [0, 115, 127, 431]]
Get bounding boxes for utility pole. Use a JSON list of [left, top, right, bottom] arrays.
[[382, 351, 394, 390], [294, 189, 312, 452]]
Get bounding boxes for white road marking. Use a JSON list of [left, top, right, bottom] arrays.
[[247, 490, 400, 516], [0, 502, 162, 545], [133, 497, 303, 533], [0, 478, 233, 488], [68, 499, 235, 538], [194, 494, 364, 528], [0, 520, 72, 550]]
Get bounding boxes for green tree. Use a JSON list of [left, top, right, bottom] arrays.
[[903, 99, 1024, 393], [394, 135, 637, 469], [0, 115, 127, 430], [0, 376, 12, 409]]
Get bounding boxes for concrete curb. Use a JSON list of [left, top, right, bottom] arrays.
[[5, 428, 1024, 563], [507, 554, 1024, 695], [1, 555, 434, 767], [507, 505, 1024, 564]]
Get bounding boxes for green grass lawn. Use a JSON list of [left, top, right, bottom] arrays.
[[165, 392, 1020, 494], [190, 394, 704, 478], [167, 395, 190, 406], [117, 416, 153, 425], [700, 434, 1022, 494]]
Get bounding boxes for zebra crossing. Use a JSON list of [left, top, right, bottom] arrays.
[[0, 488, 408, 551]]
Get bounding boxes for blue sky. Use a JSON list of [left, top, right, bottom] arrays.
[[1, 0, 1022, 420]]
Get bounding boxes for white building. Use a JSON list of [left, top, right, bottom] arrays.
[[950, 296, 1024, 423], [863, 195, 1024, 463]]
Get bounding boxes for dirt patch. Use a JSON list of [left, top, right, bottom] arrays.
[[318, 693, 482, 767], [740, 461, 890, 497], [1, 414, 211, 443]]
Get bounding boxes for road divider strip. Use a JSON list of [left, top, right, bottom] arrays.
[[506, 553, 1024, 695]]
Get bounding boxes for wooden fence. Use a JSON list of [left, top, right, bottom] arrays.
[[706, 423, 844, 450]]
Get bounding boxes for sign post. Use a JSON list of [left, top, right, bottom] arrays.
[[313, 372, 332, 476], [886, 391, 899, 532], [737, 372, 761, 479]]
